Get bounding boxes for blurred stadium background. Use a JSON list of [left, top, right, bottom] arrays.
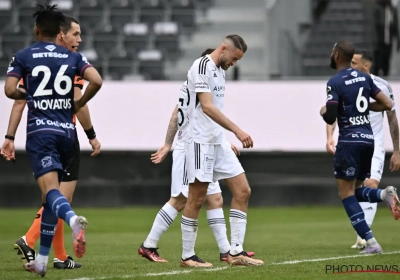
[[1, 0, 400, 208]]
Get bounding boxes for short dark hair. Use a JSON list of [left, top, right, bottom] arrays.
[[201, 48, 214, 56], [354, 49, 373, 63], [334, 40, 355, 63], [60, 15, 80, 34], [225, 34, 247, 53], [33, 4, 66, 38]]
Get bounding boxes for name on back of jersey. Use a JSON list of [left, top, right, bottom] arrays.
[[34, 98, 72, 110], [349, 115, 370, 126]]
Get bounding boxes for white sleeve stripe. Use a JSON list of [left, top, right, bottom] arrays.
[[198, 57, 209, 75]]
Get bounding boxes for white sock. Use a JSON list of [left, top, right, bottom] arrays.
[[356, 202, 377, 241], [143, 203, 178, 248], [366, 237, 378, 246], [36, 254, 49, 265], [181, 216, 198, 260], [68, 215, 78, 228], [207, 208, 230, 254], [229, 209, 247, 255]]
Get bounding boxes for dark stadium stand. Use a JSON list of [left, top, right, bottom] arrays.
[[0, 0, 215, 80], [302, 0, 372, 76]]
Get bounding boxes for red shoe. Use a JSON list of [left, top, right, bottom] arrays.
[[220, 251, 254, 262], [138, 244, 168, 262]]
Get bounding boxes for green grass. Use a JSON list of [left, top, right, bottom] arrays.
[[1, 207, 400, 279]]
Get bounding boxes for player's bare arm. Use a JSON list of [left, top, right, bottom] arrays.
[[74, 87, 101, 157], [386, 110, 400, 171], [151, 105, 178, 164], [4, 77, 27, 100], [326, 121, 337, 155], [74, 67, 102, 112], [0, 99, 26, 161], [197, 92, 253, 148], [369, 91, 392, 111]]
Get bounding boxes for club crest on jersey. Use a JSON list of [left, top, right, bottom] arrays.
[[350, 71, 358, 77], [45, 45, 56, 52]]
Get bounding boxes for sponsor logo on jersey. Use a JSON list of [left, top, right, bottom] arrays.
[[32, 52, 69, 59], [35, 119, 75, 130], [345, 77, 366, 85]]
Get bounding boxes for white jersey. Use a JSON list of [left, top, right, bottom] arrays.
[[370, 74, 395, 147], [186, 55, 226, 144], [175, 81, 190, 150]]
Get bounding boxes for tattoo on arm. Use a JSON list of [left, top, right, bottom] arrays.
[[387, 111, 400, 151], [165, 113, 178, 146]]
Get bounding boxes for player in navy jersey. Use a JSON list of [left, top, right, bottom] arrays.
[[320, 40, 400, 254], [3, 4, 102, 277]]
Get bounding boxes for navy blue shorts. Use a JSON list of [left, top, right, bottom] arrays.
[[333, 143, 374, 181], [26, 134, 74, 181]]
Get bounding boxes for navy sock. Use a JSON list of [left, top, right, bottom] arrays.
[[39, 203, 58, 256], [355, 187, 383, 203], [46, 189, 76, 225], [342, 196, 373, 241]]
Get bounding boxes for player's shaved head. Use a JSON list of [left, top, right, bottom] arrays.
[[201, 48, 215, 56], [330, 40, 355, 70], [335, 40, 355, 62], [209, 34, 247, 70], [33, 4, 65, 39]]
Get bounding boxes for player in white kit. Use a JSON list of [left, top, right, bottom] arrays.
[[326, 49, 400, 249], [138, 48, 254, 263], [180, 35, 264, 268]]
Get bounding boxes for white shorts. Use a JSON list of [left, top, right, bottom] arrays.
[[370, 144, 385, 181], [171, 149, 221, 198], [185, 140, 245, 183]]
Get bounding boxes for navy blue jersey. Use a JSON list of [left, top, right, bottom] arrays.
[[326, 68, 381, 145], [6, 42, 92, 139]]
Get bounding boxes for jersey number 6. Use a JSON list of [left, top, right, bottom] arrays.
[[32, 65, 72, 97], [356, 87, 368, 113]]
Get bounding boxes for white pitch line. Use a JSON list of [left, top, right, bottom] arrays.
[[64, 266, 229, 280], [145, 266, 228, 276], [272, 250, 400, 265], [65, 251, 400, 280]]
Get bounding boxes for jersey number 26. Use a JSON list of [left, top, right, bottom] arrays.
[[32, 65, 72, 97]]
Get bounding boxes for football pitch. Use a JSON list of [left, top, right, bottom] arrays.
[[1, 207, 400, 279]]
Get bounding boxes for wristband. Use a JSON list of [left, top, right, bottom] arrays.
[[5, 135, 14, 140], [84, 126, 96, 140]]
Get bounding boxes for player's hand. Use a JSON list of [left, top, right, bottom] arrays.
[[89, 138, 101, 157], [74, 99, 85, 113], [235, 129, 253, 148], [231, 143, 240, 156], [1, 139, 15, 161], [151, 144, 171, 164], [390, 151, 400, 171], [320, 105, 327, 116], [326, 137, 336, 155]]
